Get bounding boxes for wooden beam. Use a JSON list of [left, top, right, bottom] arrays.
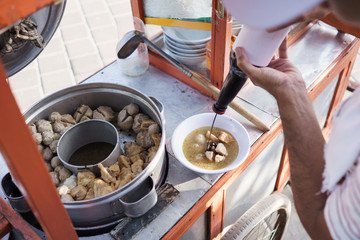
[[210, 0, 232, 89], [0, 197, 39, 239], [0, 0, 62, 31], [130, 0, 145, 21], [0, 215, 11, 239], [209, 190, 225, 240], [0, 62, 78, 240]]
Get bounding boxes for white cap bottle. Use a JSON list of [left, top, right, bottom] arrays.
[[232, 25, 289, 67]]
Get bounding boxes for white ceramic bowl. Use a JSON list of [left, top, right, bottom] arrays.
[[165, 36, 207, 50], [165, 39, 206, 55], [167, 50, 206, 65], [162, 26, 211, 45], [171, 113, 250, 174]]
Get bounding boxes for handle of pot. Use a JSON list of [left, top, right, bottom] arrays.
[[119, 176, 157, 218], [149, 96, 165, 124], [149, 96, 164, 114]]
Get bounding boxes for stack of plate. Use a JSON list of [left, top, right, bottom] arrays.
[[162, 26, 211, 65], [232, 20, 243, 35]]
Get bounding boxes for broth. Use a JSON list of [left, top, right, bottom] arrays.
[[68, 142, 115, 166], [183, 127, 239, 170]]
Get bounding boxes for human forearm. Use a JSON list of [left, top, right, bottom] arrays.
[[235, 43, 332, 238], [276, 82, 331, 239]]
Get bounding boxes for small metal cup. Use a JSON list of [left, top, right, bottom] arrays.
[[57, 119, 121, 175], [1, 172, 31, 213]]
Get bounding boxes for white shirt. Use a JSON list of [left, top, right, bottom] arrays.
[[323, 88, 360, 239]]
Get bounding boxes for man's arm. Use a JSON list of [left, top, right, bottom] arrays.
[[235, 40, 332, 239]]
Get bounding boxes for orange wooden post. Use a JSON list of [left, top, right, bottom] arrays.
[[0, 0, 61, 30], [0, 197, 40, 239], [0, 62, 78, 240], [210, 0, 232, 89], [0, 215, 11, 239], [209, 190, 225, 239], [130, 0, 145, 21]]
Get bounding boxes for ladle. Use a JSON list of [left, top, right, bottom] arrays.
[[117, 30, 269, 131], [118, 30, 193, 79]]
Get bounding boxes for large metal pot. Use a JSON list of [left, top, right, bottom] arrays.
[[23, 83, 167, 231]]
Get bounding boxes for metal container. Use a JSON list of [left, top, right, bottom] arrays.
[[57, 119, 121, 175], [23, 83, 167, 230], [1, 172, 31, 213]]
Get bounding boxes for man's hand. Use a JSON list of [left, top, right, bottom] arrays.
[[234, 38, 305, 100]]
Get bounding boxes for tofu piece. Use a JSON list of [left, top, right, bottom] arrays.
[[115, 168, 132, 189], [215, 154, 226, 163], [61, 194, 74, 202], [218, 131, 234, 144], [98, 163, 116, 183], [215, 143, 228, 156], [131, 159, 144, 177], [140, 120, 157, 131], [70, 185, 87, 201], [77, 171, 96, 188], [151, 133, 162, 147], [205, 151, 214, 161], [118, 155, 131, 168], [129, 153, 145, 164], [124, 142, 144, 157], [57, 185, 70, 196], [94, 179, 113, 198], [146, 146, 158, 163], [108, 163, 121, 177], [206, 130, 219, 142], [84, 188, 95, 200]]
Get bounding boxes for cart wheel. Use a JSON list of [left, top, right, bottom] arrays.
[[222, 193, 291, 240]]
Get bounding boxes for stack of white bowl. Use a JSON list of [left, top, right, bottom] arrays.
[[162, 26, 211, 65]]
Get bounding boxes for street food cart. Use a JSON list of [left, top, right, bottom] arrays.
[[0, 0, 360, 239]]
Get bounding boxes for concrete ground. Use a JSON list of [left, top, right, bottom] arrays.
[[3, 0, 360, 239]]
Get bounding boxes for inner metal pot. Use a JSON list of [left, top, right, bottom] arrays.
[[23, 83, 167, 230], [57, 119, 121, 175]]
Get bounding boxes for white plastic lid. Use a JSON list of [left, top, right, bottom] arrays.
[[223, 0, 325, 29]]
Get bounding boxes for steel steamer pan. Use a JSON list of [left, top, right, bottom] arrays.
[[23, 83, 167, 231]]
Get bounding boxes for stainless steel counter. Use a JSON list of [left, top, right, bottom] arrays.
[[0, 21, 355, 239]]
